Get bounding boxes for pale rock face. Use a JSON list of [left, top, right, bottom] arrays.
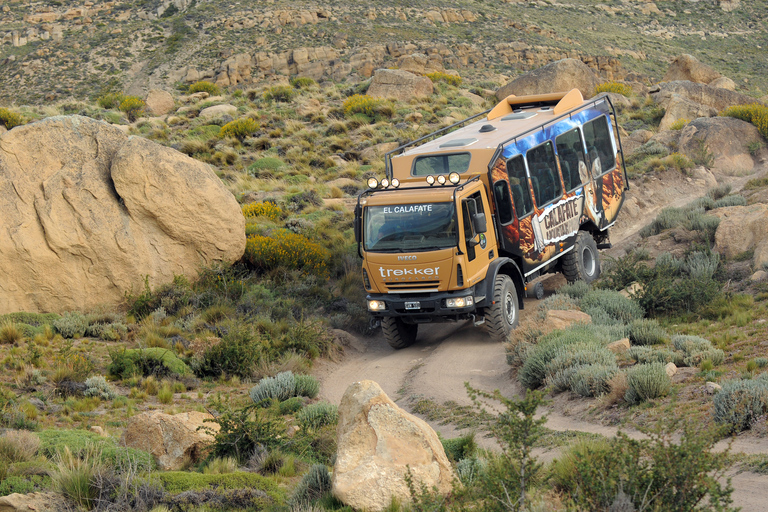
[[495, 58, 600, 100], [366, 69, 434, 101], [333, 380, 456, 511], [712, 204, 768, 270], [658, 94, 718, 131], [662, 54, 722, 84], [122, 411, 219, 470], [145, 89, 175, 116], [0, 492, 69, 512], [651, 81, 759, 113], [545, 310, 592, 334], [0, 116, 245, 315], [678, 117, 760, 174]]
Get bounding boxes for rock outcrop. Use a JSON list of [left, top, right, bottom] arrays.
[[366, 69, 434, 101], [496, 58, 601, 99], [333, 380, 456, 511], [678, 117, 761, 174], [145, 89, 175, 116], [122, 411, 219, 471], [712, 204, 768, 270], [0, 492, 69, 512], [651, 81, 759, 113], [0, 116, 245, 315], [662, 54, 722, 85]]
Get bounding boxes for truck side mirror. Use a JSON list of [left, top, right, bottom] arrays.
[[472, 212, 487, 234], [353, 205, 362, 243]]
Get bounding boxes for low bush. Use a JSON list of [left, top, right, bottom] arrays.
[[201, 399, 284, 464], [38, 430, 154, 471], [97, 92, 125, 109], [440, 433, 477, 463], [570, 364, 620, 397], [713, 378, 768, 433], [427, 71, 462, 86], [720, 103, 768, 139], [118, 96, 146, 122], [154, 470, 281, 497], [53, 312, 88, 338], [192, 326, 264, 379], [342, 94, 382, 118], [594, 81, 633, 97], [296, 402, 338, 431], [244, 230, 328, 278], [290, 76, 317, 89], [0, 107, 23, 129], [220, 118, 259, 141], [263, 85, 296, 102], [627, 318, 667, 345], [0, 321, 23, 344], [249, 371, 319, 405], [625, 363, 670, 404], [290, 464, 331, 507], [579, 290, 644, 325], [188, 81, 221, 95], [670, 118, 690, 130], [52, 445, 104, 510], [557, 280, 591, 300], [241, 201, 282, 221], [107, 348, 192, 379], [543, 343, 616, 393], [626, 346, 682, 366], [0, 430, 40, 463], [83, 376, 117, 400], [278, 397, 303, 415]]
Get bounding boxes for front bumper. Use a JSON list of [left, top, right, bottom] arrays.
[[366, 282, 487, 323]]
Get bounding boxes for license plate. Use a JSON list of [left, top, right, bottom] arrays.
[[405, 301, 421, 310]]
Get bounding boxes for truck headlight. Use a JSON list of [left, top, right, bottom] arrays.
[[368, 300, 387, 311], [445, 296, 474, 308]]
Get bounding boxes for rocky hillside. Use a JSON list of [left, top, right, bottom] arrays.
[[1, 0, 767, 103]]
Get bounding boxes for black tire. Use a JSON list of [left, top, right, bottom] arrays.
[[486, 275, 519, 342], [381, 317, 418, 349], [562, 231, 601, 284]]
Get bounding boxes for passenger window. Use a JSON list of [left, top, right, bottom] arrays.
[[493, 181, 514, 225], [582, 116, 615, 178], [525, 141, 562, 207], [506, 156, 533, 218], [412, 153, 471, 176], [555, 129, 587, 192]]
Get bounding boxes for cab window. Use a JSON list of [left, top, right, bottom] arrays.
[[412, 153, 471, 176], [526, 141, 562, 207]]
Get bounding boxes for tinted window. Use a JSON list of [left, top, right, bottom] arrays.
[[412, 153, 471, 176], [556, 129, 587, 192], [526, 141, 562, 206], [583, 116, 615, 178], [507, 155, 533, 218], [493, 181, 514, 225]]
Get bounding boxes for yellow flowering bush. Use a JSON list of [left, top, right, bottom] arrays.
[[241, 202, 282, 221], [670, 118, 690, 130], [427, 71, 462, 86], [342, 94, 382, 117], [220, 118, 259, 140], [244, 230, 328, 277], [720, 103, 768, 139], [119, 96, 146, 122], [97, 92, 126, 109], [0, 107, 23, 129], [594, 81, 633, 97]]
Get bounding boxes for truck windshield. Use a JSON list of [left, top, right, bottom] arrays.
[[364, 203, 456, 252]]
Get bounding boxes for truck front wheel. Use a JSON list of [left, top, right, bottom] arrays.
[[381, 317, 418, 349], [486, 275, 519, 342], [562, 231, 601, 284]]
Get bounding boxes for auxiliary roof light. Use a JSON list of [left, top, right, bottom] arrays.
[[426, 175, 436, 185], [448, 172, 460, 184], [437, 175, 447, 185], [367, 177, 379, 189], [391, 178, 400, 188], [381, 178, 390, 188]]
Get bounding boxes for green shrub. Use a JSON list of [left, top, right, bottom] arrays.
[[83, 376, 117, 400], [440, 433, 477, 463], [202, 456, 238, 475], [627, 318, 667, 345], [0, 430, 40, 463], [557, 280, 591, 300], [626, 346, 682, 366], [290, 464, 331, 507], [540, 293, 579, 312], [570, 364, 620, 397], [0, 475, 49, 495], [249, 371, 319, 405], [673, 334, 725, 367], [426, 71, 462, 86], [263, 85, 296, 102], [296, 402, 338, 431], [594, 81, 633, 97], [708, 183, 732, 200], [714, 379, 768, 433], [720, 103, 768, 139], [278, 397, 303, 415], [294, 373, 320, 398], [244, 230, 328, 277], [193, 326, 264, 379], [0, 107, 23, 129], [107, 348, 191, 379], [543, 343, 616, 393], [579, 290, 644, 325], [188, 81, 221, 96], [0, 321, 23, 344], [52, 445, 104, 510], [201, 399, 284, 464], [53, 312, 88, 338], [220, 118, 259, 140], [290, 76, 317, 89], [685, 251, 719, 280], [38, 430, 154, 471], [670, 118, 690, 130], [625, 363, 670, 404], [154, 471, 281, 496], [97, 92, 126, 109], [119, 96, 146, 122], [755, 357, 768, 368], [713, 194, 747, 208]]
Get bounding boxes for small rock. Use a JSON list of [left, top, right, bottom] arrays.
[[706, 381, 722, 394], [665, 362, 678, 378], [607, 338, 631, 354], [90, 426, 109, 437], [750, 270, 768, 282], [199, 104, 238, 119]]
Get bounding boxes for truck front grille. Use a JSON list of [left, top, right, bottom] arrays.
[[385, 280, 440, 292]]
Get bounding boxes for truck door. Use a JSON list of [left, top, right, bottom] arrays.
[[459, 190, 494, 287]]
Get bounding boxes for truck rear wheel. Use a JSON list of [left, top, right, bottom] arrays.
[[381, 317, 418, 349], [562, 231, 600, 284], [486, 275, 519, 342]]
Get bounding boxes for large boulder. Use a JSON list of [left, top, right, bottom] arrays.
[[367, 69, 434, 101], [0, 116, 245, 315], [678, 117, 761, 174], [712, 204, 768, 270], [0, 493, 69, 512], [145, 89, 175, 116], [496, 58, 600, 100], [122, 411, 219, 470], [662, 54, 722, 84], [333, 380, 456, 511], [650, 81, 759, 113], [658, 95, 718, 131]]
